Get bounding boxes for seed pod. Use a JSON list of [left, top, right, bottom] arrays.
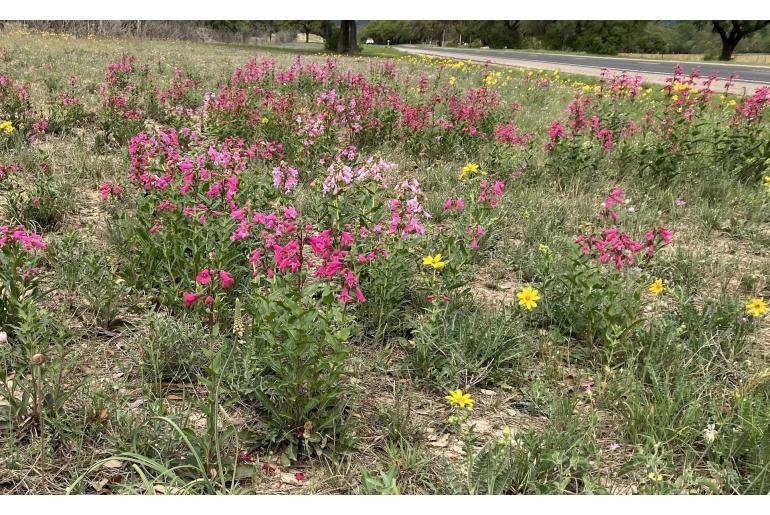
[[32, 353, 46, 364]]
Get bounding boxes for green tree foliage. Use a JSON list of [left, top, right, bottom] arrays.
[[362, 20, 770, 58], [524, 21, 650, 55], [361, 21, 521, 49], [280, 20, 327, 43], [709, 21, 770, 60]]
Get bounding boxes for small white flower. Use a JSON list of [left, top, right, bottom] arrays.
[[0, 331, 7, 344], [703, 424, 718, 444]]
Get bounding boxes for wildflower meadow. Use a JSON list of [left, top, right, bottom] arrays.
[[1, 26, 770, 495]]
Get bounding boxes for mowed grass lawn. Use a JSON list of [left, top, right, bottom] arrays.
[[1, 27, 770, 495]]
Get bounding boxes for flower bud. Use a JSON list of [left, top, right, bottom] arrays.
[[0, 331, 7, 344], [32, 353, 46, 365]]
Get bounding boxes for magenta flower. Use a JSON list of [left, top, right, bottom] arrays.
[[183, 291, 202, 306], [338, 288, 352, 304], [219, 270, 235, 289], [1, 225, 47, 252], [196, 268, 211, 285], [99, 182, 112, 200], [340, 231, 354, 247]]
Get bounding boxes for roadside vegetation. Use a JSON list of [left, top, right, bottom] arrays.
[[1, 28, 770, 494]]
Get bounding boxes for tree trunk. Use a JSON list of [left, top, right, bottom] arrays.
[[338, 21, 350, 53], [720, 38, 739, 61], [305, 30, 310, 43], [338, 20, 358, 54], [713, 21, 743, 62], [349, 21, 359, 53]]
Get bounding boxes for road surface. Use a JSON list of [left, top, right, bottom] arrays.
[[397, 46, 770, 93]]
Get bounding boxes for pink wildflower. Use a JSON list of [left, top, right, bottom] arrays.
[[183, 291, 202, 306], [219, 270, 235, 289], [196, 268, 211, 285]]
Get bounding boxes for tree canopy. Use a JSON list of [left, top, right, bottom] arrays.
[[358, 20, 770, 59]]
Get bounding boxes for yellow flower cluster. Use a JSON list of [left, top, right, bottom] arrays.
[[405, 55, 472, 71], [458, 162, 480, 181], [484, 71, 501, 87], [0, 120, 14, 134], [538, 244, 553, 258], [577, 83, 602, 94], [402, 55, 661, 99]]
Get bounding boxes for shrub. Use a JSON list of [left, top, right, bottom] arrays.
[[0, 224, 46, 339], [243, 282, 353, 460], [5, 160, 73, 231]]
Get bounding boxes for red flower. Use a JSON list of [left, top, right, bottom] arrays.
[[183, 291, 202, 306], [196, 268, 211, 285], [238, 452, 255, 463], [219, 270, 234, 289], [294, 472, 305, 481]]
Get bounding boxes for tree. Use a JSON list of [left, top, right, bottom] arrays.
[[711, 21, 770, 60], [337, 20, 359, 54], [361, 20, 415, 45], [282, 20, 325, 43], [524, 21, 649, 55]]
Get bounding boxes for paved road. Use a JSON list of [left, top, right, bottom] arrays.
[[399, 46, 770, 87]]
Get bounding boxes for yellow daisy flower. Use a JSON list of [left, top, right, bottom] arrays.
[[517, 286, 541, 311], [649, 278, 665, 295], [746, 298, 767, 317], [445, 389, 474, 409]]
